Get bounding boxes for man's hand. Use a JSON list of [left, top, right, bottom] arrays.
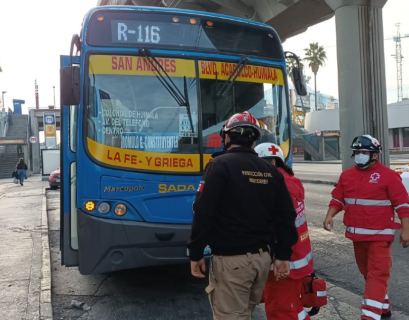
[[323, 207, 339, 231], [400, 229, 409, 248], [273, 259, 290, 281], [323, 215, 334, 231], [400, 218, 409, 249], [190, 259, 206, 278]]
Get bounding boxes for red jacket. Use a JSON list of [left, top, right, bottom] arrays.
[[330, 161, 409, 242], [277, 168, 314, 279]]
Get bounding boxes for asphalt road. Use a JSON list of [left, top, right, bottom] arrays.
[[293, 163, 341, 183], [47, 182, 409, 319]]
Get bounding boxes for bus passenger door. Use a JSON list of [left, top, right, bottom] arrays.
[[60, 55, 80, 266]]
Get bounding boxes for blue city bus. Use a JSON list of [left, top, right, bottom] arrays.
[[60, 6, 306, 275]]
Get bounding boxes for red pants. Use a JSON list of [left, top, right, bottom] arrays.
[[263, 272, 310, 320], [353, 241, 392, 320]]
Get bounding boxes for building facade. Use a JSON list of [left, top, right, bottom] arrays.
[[304, 100, 409, 152]]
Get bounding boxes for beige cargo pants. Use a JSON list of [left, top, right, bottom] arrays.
[[205, 249, 271, 320]]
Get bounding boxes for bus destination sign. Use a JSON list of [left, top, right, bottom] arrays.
[[113, 20, 165, 44], [110, 17, 199, 47], [87, 11, 283, 60]]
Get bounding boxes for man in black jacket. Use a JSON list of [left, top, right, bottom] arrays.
[[187, 111, 298, 320]]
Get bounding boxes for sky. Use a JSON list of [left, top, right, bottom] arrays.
[[283, 0, 409, 103], [0, 0, 408, 115]]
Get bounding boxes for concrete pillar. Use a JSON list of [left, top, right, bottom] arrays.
[[319, 136, 326, 161], [325, 0, 389, 170], [399, 128, 404, 152], [29, 110, 41, 174]]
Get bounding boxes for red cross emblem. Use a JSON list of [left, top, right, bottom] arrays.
[[268, 145, 279, 155]]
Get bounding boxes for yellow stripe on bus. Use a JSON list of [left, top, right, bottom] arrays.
[[89, 55, 195, 77], [87, 138, 200, 172], [280, 139, 290, 159], [89, 55, 284, 85], [198, 60, 284, 85], [87, 138, 290, 172]]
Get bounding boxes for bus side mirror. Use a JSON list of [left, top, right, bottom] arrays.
[[292, 67, 307, 96], [61, 66, 81, 105]]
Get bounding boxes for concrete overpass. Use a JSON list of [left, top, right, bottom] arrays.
[[97, 0, 335, 42], [96, 0, 390, 170]]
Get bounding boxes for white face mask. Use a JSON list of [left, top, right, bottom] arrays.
[[354, 153, 370, 167]]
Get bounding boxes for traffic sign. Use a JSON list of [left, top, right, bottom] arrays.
[[44, 113, 55, 125], [315, 130, 322, 137], [29, 136, 37, 143]]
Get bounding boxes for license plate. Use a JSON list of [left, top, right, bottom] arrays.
[[186, 245, 212, 257], [56, 179, 60, 183]]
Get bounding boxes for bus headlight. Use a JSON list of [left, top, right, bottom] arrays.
[[98, 202, 110, 214], [114, 204, 127, 216]]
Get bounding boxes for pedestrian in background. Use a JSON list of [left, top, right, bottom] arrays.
[[188, 111, 298, 320], [323, 135, 409, 320], [7, 110, 13, 126], [16, 158, 28, 186], [255, 143, 314, 320]]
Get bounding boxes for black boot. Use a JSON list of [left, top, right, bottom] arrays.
[[381, 311, 392, 319]]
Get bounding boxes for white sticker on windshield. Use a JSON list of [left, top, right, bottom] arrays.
[[179, 113, 198, 138]]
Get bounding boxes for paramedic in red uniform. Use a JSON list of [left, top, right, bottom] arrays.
[[255, 143, 314, 320], [323, 135, 409, 320]]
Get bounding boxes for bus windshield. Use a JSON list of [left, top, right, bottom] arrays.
[[200, 77, 289, 153], [198, 60, 289, 157], [85, 55, 289, 173], [86, 55, 200, 172]]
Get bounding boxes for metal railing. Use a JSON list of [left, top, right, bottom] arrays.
[[300, 134, 320, 152], [295, 133, 340, 160]]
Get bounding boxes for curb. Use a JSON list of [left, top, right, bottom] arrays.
[[300, 179, 337, 185], [40, 186, 53, 320], [293, 161, 341, 165]]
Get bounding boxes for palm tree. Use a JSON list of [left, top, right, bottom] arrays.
[[304, 42, 327, 111]]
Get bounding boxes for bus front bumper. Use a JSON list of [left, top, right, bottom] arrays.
[[77, 209, 192, 275]]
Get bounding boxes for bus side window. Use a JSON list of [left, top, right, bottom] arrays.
[[69, 105, 78, 152]]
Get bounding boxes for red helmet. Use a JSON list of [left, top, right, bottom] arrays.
[[220, 111, 261, 140]]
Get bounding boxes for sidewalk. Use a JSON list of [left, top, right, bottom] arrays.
[[0, 175, 52, 320], [254, 281, 409, 319]]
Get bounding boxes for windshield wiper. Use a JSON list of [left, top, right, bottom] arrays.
[[139, 48, 194, 134], [183, 76, 194, 135], [216, 56, 249, 98]]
